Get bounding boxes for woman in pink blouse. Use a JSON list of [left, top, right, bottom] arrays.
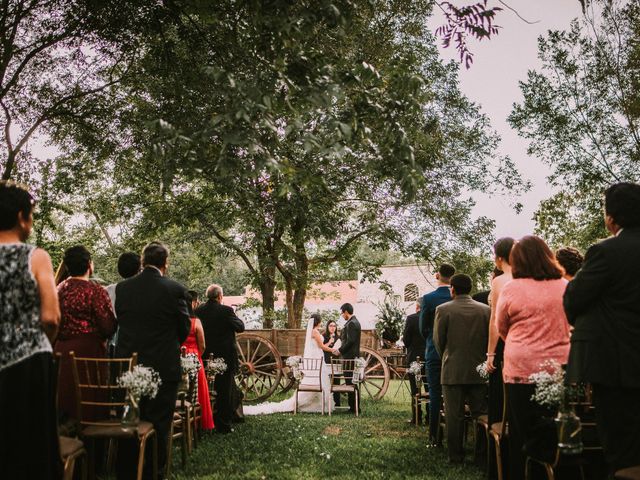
[[496, 235, 570, 480]]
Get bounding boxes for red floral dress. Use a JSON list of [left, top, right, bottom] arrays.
[[182, 318, 214, 430]]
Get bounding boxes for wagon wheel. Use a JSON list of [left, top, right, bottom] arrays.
[[359, 346, 390, 401], [235, 333, 283, 403], [278, 367, 297, 395]]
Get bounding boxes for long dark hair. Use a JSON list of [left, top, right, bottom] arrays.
[[324, 320, 337, 338], [511, 236, 563, 281]]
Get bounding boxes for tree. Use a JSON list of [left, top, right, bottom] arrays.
[[509, 1, 639, 247]]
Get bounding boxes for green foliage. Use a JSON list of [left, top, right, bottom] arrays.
[[509, 1, 640, 248], [374, 296, 406, 342]]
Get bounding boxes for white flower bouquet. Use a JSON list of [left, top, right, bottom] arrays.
[[181, 354, 201, 378], [352, 357, 366, 384], [528, 359, 565, 408], [117, 365, 162, 401], [286, 356, 304, 382], [206, 357, 228, 377], [476, 361, 490, 381]]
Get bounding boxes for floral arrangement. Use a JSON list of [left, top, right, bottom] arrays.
[[528, 359, 565, 408], [117, 365, 162, 401], [374, 297, 405, 343], [352, 357, 367, 384], [286, 356, 304, 382], [206, 357, 228, 377], [476, 361, 490, 381], [408, 360, 423, 377], [181, 354, 201, 378]]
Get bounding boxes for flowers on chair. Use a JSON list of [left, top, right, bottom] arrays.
[[409, 360, 424, 386], [117, 365, 162, 429], [205, 357, 228, 378], [352, 357, 366, 384], [286, 356, 304, 382], [528, 360, 565, 408]]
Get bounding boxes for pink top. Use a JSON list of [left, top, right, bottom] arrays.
[[496, 278, 570, 383]]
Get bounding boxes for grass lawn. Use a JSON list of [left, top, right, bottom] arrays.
[[168, 380, 486, 480]]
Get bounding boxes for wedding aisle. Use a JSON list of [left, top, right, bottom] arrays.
[[167, 381, 485, 480]]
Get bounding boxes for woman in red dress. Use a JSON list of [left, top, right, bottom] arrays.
[[182, 292, 214, 431], [54, 245, 116, 421]]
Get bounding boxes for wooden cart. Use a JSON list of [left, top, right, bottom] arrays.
[[235, 329, 403, 404]]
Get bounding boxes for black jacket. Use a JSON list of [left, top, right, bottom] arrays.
[[115, 267, 191, 382], [402, 312, 426, 364], [338, 316, 361, 359], [196, 300, 245, 374], [564, 228, 640, 387]]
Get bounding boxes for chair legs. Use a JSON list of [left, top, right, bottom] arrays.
[[491, 433, 504, 480], [63, 448, 87, 480]]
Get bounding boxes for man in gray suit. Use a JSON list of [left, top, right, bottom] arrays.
[[434, 274, 489, 463]]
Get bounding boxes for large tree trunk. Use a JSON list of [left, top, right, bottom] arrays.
[[290, 242, 309, 329], [257, 253, 277, 328]]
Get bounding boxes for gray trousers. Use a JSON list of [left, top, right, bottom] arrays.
[[442, 384, 487, 462]]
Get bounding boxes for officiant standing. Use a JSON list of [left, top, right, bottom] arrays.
[[334, 303, 361, 414]]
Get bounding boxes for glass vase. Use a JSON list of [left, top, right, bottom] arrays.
[[121, 393, 140, 430], [556, 409, 583, 455]]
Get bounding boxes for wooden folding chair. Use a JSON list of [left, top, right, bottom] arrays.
[[53, 354, 88, 480], [525, 385, 602, 480], [165, 410, 188, 477], [329, 359, 360, 417], [489, 386, 509, 480], [294, 358, 324, 415], [69, 352, 157, 480]]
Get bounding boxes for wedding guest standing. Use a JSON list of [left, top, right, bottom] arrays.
[[105, 252, 141, 355], [419, 263, 455, 446], [0, 181, 61, 479], [55, 246, 116, 421], [555, 247, 583, 281], [564, 183, 640, 475], [434, 274, 489, 464], [197, 284, 245, 433], [402, 299, 426, 424], [334, 303, 362, 414], [181, 291, 214, 431], [496, 236, 570, 480], [116, 242, 191, 478]]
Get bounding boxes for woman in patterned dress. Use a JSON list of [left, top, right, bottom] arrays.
[[54, 245, 116, 421], [0, 181, 62, 479]]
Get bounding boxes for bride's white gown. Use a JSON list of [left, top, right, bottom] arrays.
[[243, 321, 336, 415]]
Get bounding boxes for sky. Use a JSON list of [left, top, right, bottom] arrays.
[[430, 0, 584, 238]]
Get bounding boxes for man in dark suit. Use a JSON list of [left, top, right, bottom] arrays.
[[115, 242, 191, 479], [332, 303, 361, 414], [402, 299, 426, 424], [434, 274, 489, 463], [196, 284, 245, 433], [564, 182, 640, 474], [419, 263, 455, 446]]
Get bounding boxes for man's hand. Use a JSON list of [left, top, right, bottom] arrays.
[[332, 349, 340, 356]]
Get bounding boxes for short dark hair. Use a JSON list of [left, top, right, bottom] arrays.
[[605, 182, 640, 228], [340, 303, 354, 315], [450, 274, 472, 295], [555, 247, 584, 277], [438, 263, 455, 279], [0, 181, 35, 231], [142, 241, 169, 269], [188, 290, 199, 302], [494, 237, 515, 263], [511, 236, 563, 281], [311, 313, 322, 327], [117, 252, 141, 279], [63, 245, 92, 277]]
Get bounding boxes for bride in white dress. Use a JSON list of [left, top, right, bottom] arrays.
[[243, 315, 338, 415]]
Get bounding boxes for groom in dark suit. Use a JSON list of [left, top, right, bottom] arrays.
[[196, 284, 245, 433], [564, 183, 640, 475], [333, 303, 361, 414], [115, 242, 191, 479]]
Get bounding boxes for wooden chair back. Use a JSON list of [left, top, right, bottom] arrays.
[[300, 358, 323, 384], [69, 351, 138, 427], [329, 358, 358, 383]]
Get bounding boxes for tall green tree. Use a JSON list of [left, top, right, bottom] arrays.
[[510, 1, 640, 247]]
